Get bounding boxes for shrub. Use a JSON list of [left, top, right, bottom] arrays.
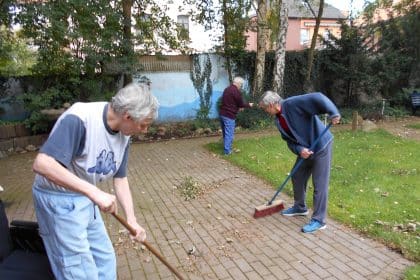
[[20, 87, 74, 134], [236, 107, 273, 129]]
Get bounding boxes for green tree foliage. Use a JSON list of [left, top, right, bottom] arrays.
[[0, 27, 37, 77], [4, 0, 183, 133], [319, 21, 375, 106], [0, 0, 12, 27], [182, 0, 251, 82], [364, 0, 420, 98], [220, 0, 251, 81], [13, 0, 181, 78]]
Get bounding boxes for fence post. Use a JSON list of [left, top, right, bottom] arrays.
[[352, 111, 358, 131]]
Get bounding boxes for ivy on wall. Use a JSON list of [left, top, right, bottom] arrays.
[[190, 54, 213, 121]]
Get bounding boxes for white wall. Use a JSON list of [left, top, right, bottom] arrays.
[[162, 0, 223, 53]]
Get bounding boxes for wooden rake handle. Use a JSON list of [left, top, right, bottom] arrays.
[[111, 213, 185, 280]]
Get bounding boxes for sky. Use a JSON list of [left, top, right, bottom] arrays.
[[325, 0, 373, 13]]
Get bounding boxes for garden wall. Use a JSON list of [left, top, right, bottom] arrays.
[[0, 123, 48, 153]]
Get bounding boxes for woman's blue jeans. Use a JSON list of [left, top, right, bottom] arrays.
[[220, 116, 235, 155]]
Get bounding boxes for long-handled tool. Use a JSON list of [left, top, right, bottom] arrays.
[[253, 123, 332, 218], [111, 213, 185, 280]]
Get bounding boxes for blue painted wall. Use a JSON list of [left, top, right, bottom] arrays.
[[134, 54, 230, 122]]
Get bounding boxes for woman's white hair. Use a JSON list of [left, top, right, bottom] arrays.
[[111, 83, 159, 121], [233, 76, 244, 87], [260, 90, 283, 107]]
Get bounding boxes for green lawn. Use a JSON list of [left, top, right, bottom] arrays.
[[406, 123, 420, 130], [206, 128, 419, 278]]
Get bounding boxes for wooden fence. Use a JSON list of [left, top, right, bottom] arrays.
[[138, 55, 192, 72]]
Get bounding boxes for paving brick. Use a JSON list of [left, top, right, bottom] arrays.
[[233, 258, 254, 273], [266, 265, 289, 280], [304, 273, 323, 280], [270, 257, 292, 271], [238, 250, 258, 263], [255, 253, 276, 267], [324, 277, 339, 280], [294, 251, 314, 265], [290, 260, 312, 275], [346, 261, 372, 276], [211, 264, 230, 279], [285, 269, 306, 280], [245, 271, 265, 280], [312, 246, 334, 260], [117, 266, 132, 279], [226, 267, 248, 280], [366, 256, 387, 274], [0, 133, 414, 279], [146, 273, 162, 280], [309, 255, 332, 270], [306, 262, 331, 278], [330, 258, 353, 273], [156, 265, 173, 279], [326, 267, 353, 280], [348, 270, 367, 280], [203, 251, 220, 266], [220, 259, 236, 270], [244, 242, 263, 256]]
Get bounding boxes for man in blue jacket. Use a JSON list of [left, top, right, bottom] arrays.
[[259, 91, 340, 233]]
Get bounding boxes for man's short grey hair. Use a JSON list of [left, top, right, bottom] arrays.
[[260, 90, 283, 107], [111, 83, 159, 121], [233, 76, 244, 86]]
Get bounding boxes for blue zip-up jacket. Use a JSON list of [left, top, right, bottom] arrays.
[[275, 92, 340, 156]]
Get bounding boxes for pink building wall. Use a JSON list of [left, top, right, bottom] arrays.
[[245, 18, 343, 52], [286, 19, 302, 51]]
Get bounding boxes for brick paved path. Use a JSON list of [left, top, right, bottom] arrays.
[[1, 134, 414, 279]]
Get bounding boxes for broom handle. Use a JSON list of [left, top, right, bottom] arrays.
[[268, 123, 332, 205], [111, 213, 185, 280]]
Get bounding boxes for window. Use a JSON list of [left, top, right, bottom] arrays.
[[323, 29, 330, 40], [300, 28, 309, 46], [177, 15, 189, 40]]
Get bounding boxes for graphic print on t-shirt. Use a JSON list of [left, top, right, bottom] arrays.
[[88, 149, 117, 175]]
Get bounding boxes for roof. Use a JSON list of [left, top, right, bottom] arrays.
[[285, 0, 346, 19]]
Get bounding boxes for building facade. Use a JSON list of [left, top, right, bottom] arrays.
[[246, 0, 347, 51]]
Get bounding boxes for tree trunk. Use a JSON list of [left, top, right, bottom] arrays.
[[122, 0, 133, 86], [222, 0, 233, 83], [304, 0, 324, 91], [252, 0, 268, 97], [272, 0, 288, 97]]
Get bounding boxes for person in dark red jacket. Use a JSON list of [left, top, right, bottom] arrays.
[[219, 77, 254, 155]]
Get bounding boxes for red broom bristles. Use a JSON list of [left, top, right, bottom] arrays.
[[253, 199, 285, 218]]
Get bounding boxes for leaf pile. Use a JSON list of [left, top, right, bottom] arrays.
[[178, 176, 203, 201]]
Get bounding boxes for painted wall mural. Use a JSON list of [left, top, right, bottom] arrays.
[[135, 54, 230, 122]]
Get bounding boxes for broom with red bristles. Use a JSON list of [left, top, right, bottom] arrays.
[[253, 123, 332, 219]]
